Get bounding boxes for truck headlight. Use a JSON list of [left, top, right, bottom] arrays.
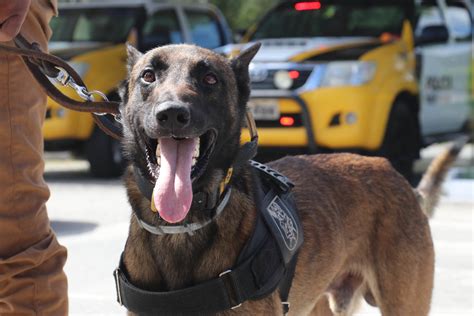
[[68, 61, 90, 78], [321, 61, 376, 87], [274, 70, 294, 89]]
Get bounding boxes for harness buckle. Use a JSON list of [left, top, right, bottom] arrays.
[[219, 270, 242, 309], [113, 269, 123, 306]]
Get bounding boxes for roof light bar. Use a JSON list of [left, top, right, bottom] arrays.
[[294, 1, 321, 11]]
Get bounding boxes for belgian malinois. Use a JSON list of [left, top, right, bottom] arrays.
[[117, 42, 463, 315]]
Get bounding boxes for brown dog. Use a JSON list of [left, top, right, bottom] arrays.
[[116, 42, 461, 315]]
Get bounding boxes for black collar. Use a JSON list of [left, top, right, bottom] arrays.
[[132, 166, 234, 235]]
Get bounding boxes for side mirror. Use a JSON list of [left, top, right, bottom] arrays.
[[415, 25, 449, 45]]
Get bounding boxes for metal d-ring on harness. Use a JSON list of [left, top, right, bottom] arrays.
[[0, 34, 123, 139]]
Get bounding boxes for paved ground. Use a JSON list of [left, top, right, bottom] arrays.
[[44, 143, 473, 315]]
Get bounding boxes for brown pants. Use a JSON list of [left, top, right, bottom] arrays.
[[0, 0, 68, 315]]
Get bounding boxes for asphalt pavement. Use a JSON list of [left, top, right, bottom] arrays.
[[44, 143, 473, 315]]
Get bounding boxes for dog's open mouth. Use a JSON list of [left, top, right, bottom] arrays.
[[143, 130, 217, 223]]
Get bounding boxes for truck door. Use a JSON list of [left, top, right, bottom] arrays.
[[415, 0, 471, 138]]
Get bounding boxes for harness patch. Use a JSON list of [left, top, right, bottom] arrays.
[[261, 188, 303, 265], [267, 196, 299, 251]]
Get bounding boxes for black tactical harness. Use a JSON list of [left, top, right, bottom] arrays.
[[114, 160, 303, 315]]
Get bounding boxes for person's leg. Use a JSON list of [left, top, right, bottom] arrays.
[[0, 0, 67, 314]]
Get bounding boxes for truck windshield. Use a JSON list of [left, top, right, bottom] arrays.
[[50, 8, 138, 42], [251, 1, 408, 40]]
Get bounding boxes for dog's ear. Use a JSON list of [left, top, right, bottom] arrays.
[[231, 42, 261, 72], [126, 43, 143, 73], [230, 43, 261, 106]]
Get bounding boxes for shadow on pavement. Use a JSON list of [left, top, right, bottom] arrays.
[[44, 169, 123, 185], [51, 220, 98, 236]]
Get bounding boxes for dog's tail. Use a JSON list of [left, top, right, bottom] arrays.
[[415, 136, 468, 217]]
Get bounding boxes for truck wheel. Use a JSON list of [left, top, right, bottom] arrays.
[[378, 98, 420, 183], [85, 126, 125, 178]]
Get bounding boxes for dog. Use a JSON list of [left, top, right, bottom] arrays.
[[116, 42, 463, 315]]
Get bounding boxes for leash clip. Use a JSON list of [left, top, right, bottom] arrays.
[[53, 69, 94, 102], [55, 68, 71, 86], [54, 70, 113, 117]]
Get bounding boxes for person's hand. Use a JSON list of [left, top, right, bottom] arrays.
[[0, 0, 31, 42]]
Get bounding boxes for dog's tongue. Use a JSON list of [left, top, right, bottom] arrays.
[[153, 137, 196, 223]]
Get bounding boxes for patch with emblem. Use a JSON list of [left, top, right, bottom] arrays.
[[266, 195, 299, 252]]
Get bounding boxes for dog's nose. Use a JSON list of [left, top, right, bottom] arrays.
[[155, 102, 191, 129]]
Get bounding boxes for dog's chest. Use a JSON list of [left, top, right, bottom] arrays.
[[150, 228, 242, 290]]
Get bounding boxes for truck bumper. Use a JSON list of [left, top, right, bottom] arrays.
[[242, 87, 386, 152]]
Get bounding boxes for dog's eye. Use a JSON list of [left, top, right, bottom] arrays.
[[202, 73, 217, 85], [142, 70, 156, 83]]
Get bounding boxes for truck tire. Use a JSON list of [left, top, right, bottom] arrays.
[[85, 125, 125, 178], [378, 98, 421, 183]]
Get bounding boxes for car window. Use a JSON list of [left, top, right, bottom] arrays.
[[251, 1, 407, 39], [184, 10, 224, 49], [50, 8, 138, 42], [445, 6, 471, 40], [416, 4, 471, 40], [142, 9, 183, 50]]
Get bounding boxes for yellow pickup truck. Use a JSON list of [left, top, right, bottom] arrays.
[[44, 0, 232, 177], [231, 0, 472, 180]]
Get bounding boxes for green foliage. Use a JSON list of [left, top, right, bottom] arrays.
[[210, 0, 279, 31]]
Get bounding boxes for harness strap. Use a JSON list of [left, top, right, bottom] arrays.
[[114, 234, 286, 315], [279, 255, 298, 315], [250, 164, 301, 315]]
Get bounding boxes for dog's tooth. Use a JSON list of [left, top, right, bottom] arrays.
[[155, 142, 161, 157], [194, 138, 200, 157], [157, 156, 161, 166], [192, 157, 197, 167]]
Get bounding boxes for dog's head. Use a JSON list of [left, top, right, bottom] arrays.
[[120, 43, 260, 223]]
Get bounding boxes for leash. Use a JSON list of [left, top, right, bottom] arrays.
[[0, 34, 122, 139], [0, 34, 260, 144]]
